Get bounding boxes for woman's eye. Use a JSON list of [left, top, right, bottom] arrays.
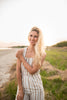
[[30, 35, 32, 37], [30, 35, 38, 38], [34, 36, 38, 38]]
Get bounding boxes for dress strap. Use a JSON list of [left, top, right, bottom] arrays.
[[23, 47, 27, 57]]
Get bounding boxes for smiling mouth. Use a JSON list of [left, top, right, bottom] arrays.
[[31, 41, 34, 43]]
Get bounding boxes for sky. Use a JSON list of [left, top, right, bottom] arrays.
[[0, 0, 67, 47]]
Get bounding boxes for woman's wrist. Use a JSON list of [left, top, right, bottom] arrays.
[[19, 88, 23, 92], [19, 86, 23, 90]]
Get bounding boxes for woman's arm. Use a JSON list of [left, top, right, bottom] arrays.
[[19, 53, 46, 75], [16, 58, 24, 99], [16, 58, 23, 91]]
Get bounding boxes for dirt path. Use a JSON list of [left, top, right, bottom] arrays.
[[42, 60, 67, 80]]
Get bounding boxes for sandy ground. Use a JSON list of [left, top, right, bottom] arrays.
[[0, 48, 20, 88], [42, 61, 67, 81]]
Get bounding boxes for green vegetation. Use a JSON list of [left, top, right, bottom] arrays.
[[5, 79, 17, 100], [0, 92, 1, 98], [0, 75, 67, 100], [40, 70, 58, 77], [0, 79, 17, 100], [10, 46, 27, 48], [40, 69, 67, 100], [41, 77, 67, 100], [52, 41, 67, 47], [45, 47, 67, 70]]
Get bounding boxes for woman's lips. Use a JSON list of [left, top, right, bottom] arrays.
[[30, 41, 34, 43]]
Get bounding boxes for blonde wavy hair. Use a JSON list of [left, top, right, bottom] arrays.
[[28, 26, 46, 66]]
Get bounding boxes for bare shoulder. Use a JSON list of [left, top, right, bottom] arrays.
[[16, 48, 24, 57], [17, 48, 24, 53]]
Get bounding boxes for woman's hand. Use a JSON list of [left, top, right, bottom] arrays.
[[16, 49, 23, 59], [17, 89, 24, 100], [17, 51, 24, 62]]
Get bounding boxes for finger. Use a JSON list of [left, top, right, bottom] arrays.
[[17, 95, 23, 100], [17, 95, 20, 100], [16, 52, 18, 57]]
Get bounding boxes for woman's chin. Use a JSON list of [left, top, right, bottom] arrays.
[[30, 43, 35, 46]]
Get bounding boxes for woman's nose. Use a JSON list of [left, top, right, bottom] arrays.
[[31, 36, 34, 40]]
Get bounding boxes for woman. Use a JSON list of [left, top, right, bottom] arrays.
[[15, 27, 46, 100]]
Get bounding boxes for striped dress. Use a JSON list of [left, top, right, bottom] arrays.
[[15, 47, 45, 100]]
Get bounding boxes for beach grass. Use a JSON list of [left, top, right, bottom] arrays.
[[45, 47, 67, 70], [40, 69, 58, 77], [41, 77, 67, 100], [2, 73, 67, 100], [5, 79, 17, 100], [0, 63, 17, 100]]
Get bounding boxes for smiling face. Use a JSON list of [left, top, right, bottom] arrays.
[[28, 31, 39, 46]]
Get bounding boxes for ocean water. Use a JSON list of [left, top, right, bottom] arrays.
[[0, 48, 12, 50]]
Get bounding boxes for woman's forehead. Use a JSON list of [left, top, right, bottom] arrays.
[[30, 31, 39, 35]]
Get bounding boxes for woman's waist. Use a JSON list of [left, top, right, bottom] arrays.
[[22, 74, 42, 82], [22, 70, 40, 76], [22, 73, 40, 77]]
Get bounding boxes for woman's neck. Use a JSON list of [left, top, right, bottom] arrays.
[[28, 45, 35, 52]]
